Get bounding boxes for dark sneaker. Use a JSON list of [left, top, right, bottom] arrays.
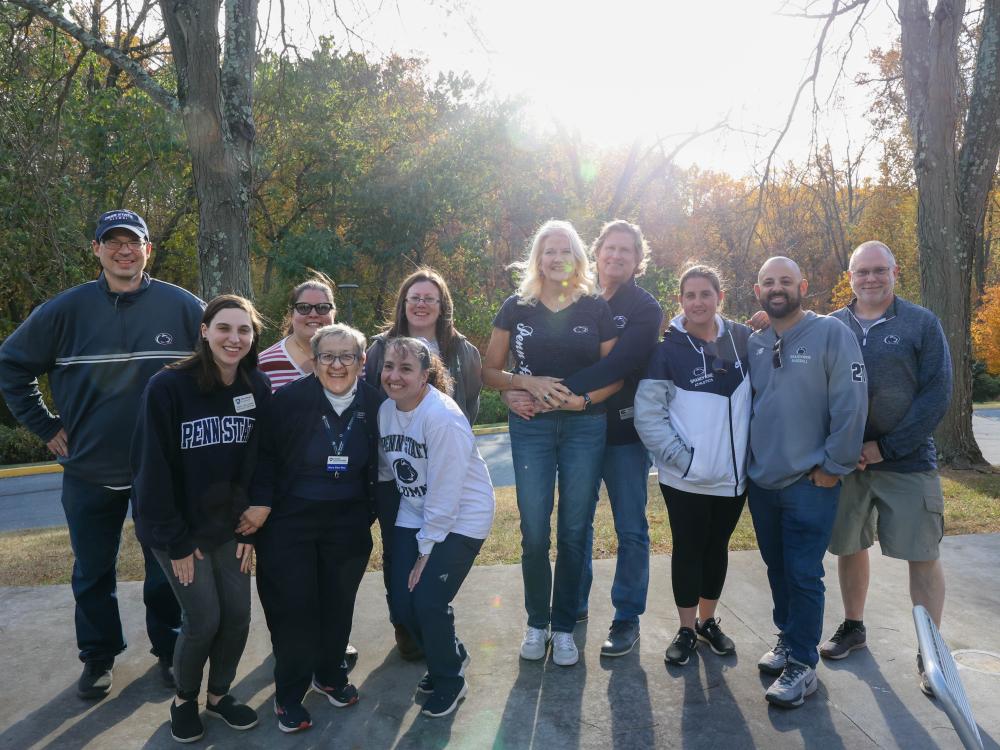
[[77, 661, 113, 700], [158, 657, 175, 689], [421, 678, 468, 718], [395, 623, 424, 662], [765, 658, 818, 709], [757, 634, 788, 675], [820, 621, 867, 660], [170, 699, 204, 743], [696, 617, 736, 656], [664, 627, 698, 666], [917, 653, 934, 698], [417, 642, 469, 694], [205, 694, 259, 730], [274, 700, 312, 733], [311, 679, 359, 707], [601, 620, 640, 657]]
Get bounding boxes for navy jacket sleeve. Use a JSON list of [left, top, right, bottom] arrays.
[[878, 314, 953, 460], [131, 374, 195, 559], [562, 295, 662, 394], [0, 303, 63, 441]]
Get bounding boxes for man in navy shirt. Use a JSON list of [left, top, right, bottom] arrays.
[[820, 241, 952, 697], [0, 210, 204, 700], [505, 219, 663, 656]]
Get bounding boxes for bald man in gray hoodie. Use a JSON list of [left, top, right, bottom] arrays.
[[746, 257, 868, 709]]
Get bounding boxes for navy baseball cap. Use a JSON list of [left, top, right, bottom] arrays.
[[95, 209, 149, 242]]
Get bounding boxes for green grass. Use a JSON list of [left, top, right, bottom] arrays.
[[2, 471, 998, 587]]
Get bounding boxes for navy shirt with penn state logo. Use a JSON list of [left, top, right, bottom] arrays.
[[492, 293, 617, 381], [131, 366, 271, 559]]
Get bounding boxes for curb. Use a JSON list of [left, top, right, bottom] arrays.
[[0, 463, 63, 479], [0, 428, 511, 478]]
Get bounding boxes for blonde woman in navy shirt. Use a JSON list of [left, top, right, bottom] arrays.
[[483, 219, 620, 667]]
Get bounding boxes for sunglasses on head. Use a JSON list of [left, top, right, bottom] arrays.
[[703, 343, 728, 374], [292, 302, 334, 315]]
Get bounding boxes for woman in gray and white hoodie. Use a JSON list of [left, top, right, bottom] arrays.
[[378, 337, 495, 719], [634, 265, 752, 668]]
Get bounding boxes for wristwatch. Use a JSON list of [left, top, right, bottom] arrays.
[[582, 393, 592, 410]]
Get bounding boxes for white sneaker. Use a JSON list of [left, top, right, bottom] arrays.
[[520, 626, 551, 660], [551, 632, 579, 666]]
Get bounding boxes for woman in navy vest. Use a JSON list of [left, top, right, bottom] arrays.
[[246, 323, 390, 734]]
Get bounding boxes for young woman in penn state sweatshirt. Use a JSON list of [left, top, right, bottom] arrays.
[[132, 295, 271, 743], [379, 337, 495, 719], [634, 265, 752, 668]]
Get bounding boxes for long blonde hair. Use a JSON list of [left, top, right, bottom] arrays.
[[510, 219, 596, 306]]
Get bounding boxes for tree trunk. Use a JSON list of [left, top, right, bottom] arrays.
[[159, 0, 255, 299], [900, 0, 1000, 466]]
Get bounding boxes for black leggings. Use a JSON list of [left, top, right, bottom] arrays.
[[661, 484, 746, 609]]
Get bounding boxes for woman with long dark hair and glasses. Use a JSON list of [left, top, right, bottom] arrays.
[[131, 295, 271, 743], [363, 267, 483, 660], [634, 264, 752, 668]]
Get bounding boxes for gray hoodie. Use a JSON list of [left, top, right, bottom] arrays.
[[747, 311, 868, 490]]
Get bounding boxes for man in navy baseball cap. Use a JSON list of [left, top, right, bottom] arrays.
[[0, 207, 204, 700], [94, 209, 150, 242]]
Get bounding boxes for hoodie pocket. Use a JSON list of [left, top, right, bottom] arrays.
[[682, 433, 733, 487]]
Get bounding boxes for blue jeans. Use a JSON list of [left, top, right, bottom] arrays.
[[509, 410, 606, 633], [61, 474, 180, 663], [578, 441, 651, 624], [748, 477, 841, 668]]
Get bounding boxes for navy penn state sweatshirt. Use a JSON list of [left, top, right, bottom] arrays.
[[131, 366, 271, 559]]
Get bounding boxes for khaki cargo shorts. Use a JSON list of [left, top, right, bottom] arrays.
[[828, 469, 944, 561]]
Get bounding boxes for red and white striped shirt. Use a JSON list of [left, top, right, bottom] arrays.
[[258, 338, 307, 393]]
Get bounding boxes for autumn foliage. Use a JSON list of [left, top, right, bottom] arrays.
[[973, 285, 1000, 375]]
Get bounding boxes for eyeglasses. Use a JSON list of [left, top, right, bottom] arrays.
[[316, 352, 358, 366], [102, 239, 145, 251], [772, 338, 783, 369], [851, 267, 892, 279], [292, 302, 334, 315], [406, 295, 440, 306]]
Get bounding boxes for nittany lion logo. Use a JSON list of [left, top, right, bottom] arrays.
[[155, 332, 174, 346], [796, 347, 807, 355], [393, 458, 419, 484], [613, 315, 628, 329], [884, 335, 900, 345]]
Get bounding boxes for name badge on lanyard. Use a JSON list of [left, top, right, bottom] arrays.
[[327, 455, 349, 473], [322, 412, 358, 479]]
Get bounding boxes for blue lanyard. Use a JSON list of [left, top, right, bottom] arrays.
[[321, 410, 358, 455]]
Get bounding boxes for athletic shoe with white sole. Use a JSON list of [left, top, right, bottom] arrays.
[[765, 658, 818, 709], [421, 678, 468, 718], [551, 632, 579, 666], [519, 626, 551, 660]]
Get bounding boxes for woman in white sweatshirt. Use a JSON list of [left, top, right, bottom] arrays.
[[378, 336, 495, 719]]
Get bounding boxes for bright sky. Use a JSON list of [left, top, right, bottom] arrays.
[[266, 0, 901, 177]]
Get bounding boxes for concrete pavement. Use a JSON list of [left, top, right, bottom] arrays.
[[1, 535, 999, 749]]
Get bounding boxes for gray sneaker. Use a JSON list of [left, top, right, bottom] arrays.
[[757, 634, 788, 675], [819, 621, 867, 660], [765, 658, 818, 709], [519, 626, 551, 660]]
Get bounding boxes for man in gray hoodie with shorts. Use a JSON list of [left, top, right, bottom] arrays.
[[746, 256, 868, 709]]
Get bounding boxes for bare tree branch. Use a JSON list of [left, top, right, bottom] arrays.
[[2, 0, 178, 110]]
